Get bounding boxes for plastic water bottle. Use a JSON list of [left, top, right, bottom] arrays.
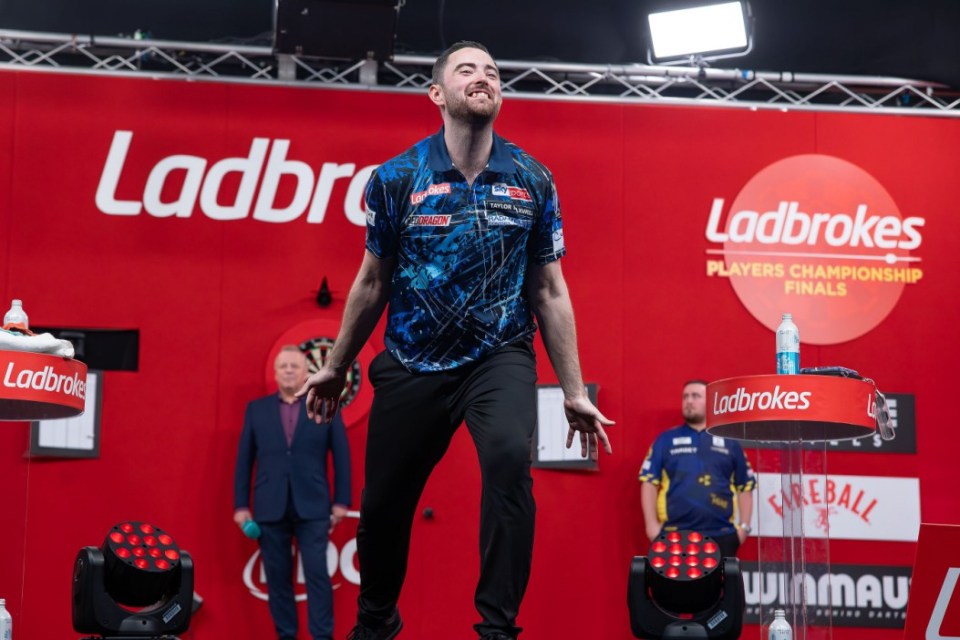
[[241, 519, 262, 539], [3, 300, 28, 330], [0, 598, 12, 640], [776, 314, 800, 374], [768, 609, 792, 640]]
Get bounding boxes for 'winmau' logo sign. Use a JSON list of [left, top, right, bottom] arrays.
[[742, 562, 911, 628]]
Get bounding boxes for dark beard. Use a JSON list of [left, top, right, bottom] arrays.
[[445, 93, 500, 126]]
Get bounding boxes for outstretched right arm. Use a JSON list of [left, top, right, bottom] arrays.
[[297, 250, 395, 423]]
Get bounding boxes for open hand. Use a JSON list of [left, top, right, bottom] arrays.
[[563, 394, 614, 459]]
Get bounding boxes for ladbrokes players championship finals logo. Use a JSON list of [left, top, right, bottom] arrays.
[[705, 154, 925, 344]]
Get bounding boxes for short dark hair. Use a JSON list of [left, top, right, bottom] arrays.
[[431, 40, 494, 86], [683, 379, 709, 388]]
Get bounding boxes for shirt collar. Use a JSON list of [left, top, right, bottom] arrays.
[[427, 126, 514, 175], [682, 423, 707, 435], [278, 392, 302, 405]]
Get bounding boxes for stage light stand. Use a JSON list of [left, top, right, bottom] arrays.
[[72, 521, 194, 639], [627, 531, 744, 640]]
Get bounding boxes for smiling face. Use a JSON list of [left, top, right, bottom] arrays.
[[429, 46, 502, 126]]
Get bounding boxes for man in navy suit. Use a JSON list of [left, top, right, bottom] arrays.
[[234, 345, 352, 640]]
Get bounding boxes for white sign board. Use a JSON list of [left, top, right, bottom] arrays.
[[750, 472, 920, 542]]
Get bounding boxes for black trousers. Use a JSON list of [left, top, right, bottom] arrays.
[[356, 342, 538, 638], [712, 532, 741, 559]]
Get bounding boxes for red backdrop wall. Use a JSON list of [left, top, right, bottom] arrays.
[[0, 68, 956, 639]]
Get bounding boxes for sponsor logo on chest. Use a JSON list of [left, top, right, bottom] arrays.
[[410, 183, 452, 206], [492, 183, 532, 201], [486, 200, 534, 217], [409, 214, 453, 227]]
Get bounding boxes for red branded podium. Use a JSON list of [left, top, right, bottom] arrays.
[[707, 374, 877, 442], [0, 350, 88, 421], [706, 374, 882, 640]]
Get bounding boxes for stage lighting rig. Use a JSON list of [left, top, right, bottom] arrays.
[[646, 1, 753, 66], [627, 530, 743, 639], [72, 521, 194, 639]]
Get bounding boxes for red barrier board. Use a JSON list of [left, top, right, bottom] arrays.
[[904, 524, 960, 640]]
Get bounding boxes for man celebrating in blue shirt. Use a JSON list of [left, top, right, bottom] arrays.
[[298, 41, 612, 640], [639, 380, 756, 559]]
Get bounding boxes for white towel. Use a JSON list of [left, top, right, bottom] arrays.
[[0, 329, 75, 358]]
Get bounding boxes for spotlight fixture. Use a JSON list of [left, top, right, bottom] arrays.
[[646, 1, 753, 66], [72, 521, 194, 638], [628, 530, 743, 639]]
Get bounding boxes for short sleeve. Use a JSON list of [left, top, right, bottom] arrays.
[[732, 444, 757, 492], [364, 169, 400, 259], [638, 442, 664, 485], [528, 174, 566, 265]]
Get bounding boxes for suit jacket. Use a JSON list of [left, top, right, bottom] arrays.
[[234, 393, 351, 522]]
